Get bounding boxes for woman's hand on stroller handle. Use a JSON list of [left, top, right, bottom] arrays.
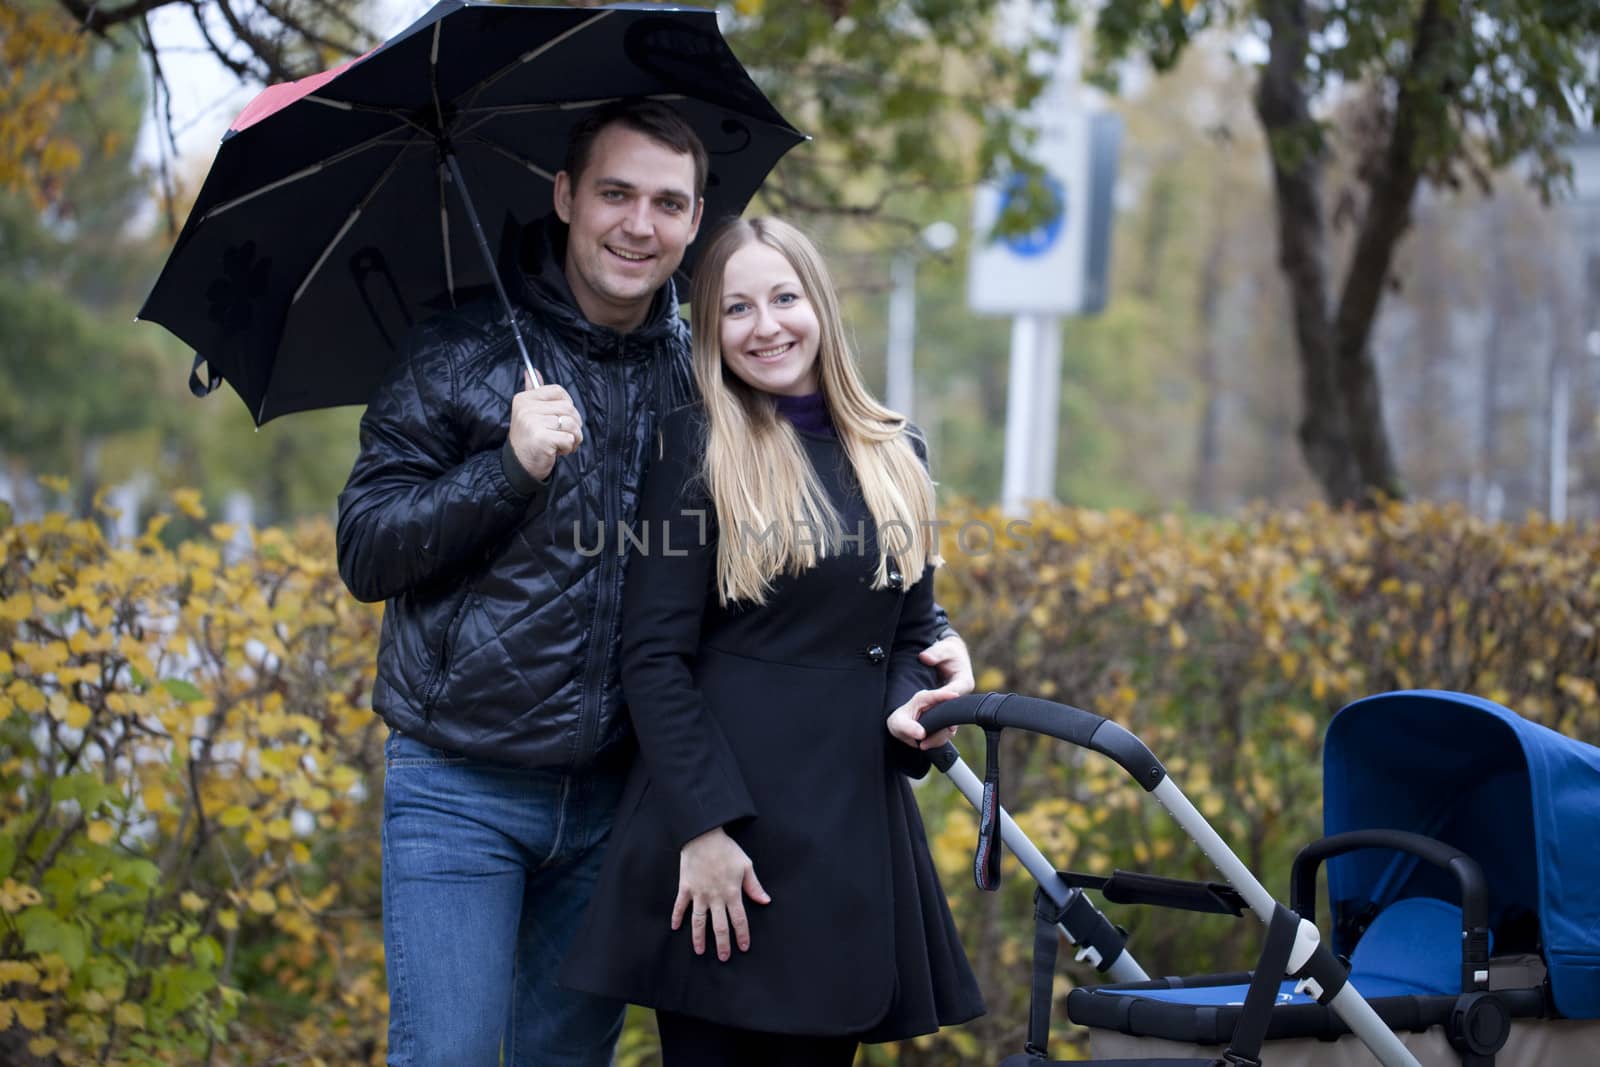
[[888, 687, 963, 750], [673, 827, 771, 961], [918, 634, 974, 697]]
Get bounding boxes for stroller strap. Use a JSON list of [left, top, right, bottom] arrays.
[[973, 693, 1009, 892], [1023, 886, 1132, 1057], [1220, 903, 1302, 1067]]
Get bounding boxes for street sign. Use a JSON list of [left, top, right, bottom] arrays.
[[969, 110, 1089, 315], [968, 111, 1121, 316]]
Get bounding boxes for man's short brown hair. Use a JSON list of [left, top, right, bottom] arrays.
[[563, 99, 709, 202]]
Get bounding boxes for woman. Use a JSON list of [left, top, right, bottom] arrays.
[[562, 218, 984, 1065]]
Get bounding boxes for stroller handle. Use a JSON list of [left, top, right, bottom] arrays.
[[921, 692, 1169, 791]]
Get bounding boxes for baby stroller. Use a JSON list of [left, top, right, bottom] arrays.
[[923, 692, 1432, 1067], [1060, 690, 1600, 1066]]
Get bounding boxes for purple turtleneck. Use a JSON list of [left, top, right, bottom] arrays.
[[773, 392, 834, 437]]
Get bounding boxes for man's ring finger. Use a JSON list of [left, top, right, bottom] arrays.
[[554, 414, 568, 431]]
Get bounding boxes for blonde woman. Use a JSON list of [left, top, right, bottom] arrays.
[[561, 218, 984, 1065]]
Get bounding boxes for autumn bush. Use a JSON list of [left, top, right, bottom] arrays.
[[1, 490, 386, 1066], [2, 490, 1596, 1065]]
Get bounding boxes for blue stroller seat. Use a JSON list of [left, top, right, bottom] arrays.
[[1067, 690, 1600, 1067]]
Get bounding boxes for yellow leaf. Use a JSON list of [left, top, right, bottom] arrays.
[[975, 668, 1006, 691], [218, 908, 239, 931], [114, 1002, 145, 1030], [265, 817, 293, 841], [0, 961, 40, 985], [14, 998, 46, 1029], [0, 1001, 13, 1030], [28, 1036, 58, 1057], [247, 889, 276, 914], [0, 591, 34, 627], [86, 821, 115, 845], [172, 487, 207, 520], [219, 805, 251, 828], [13, 685, 46, 715], [65, 701, 92, 729], [181, 891, 206, 913]]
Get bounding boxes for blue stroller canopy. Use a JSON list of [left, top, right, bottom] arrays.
[[1323, 690, 1600, 1019]]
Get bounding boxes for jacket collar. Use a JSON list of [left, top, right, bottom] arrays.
[[517, 214, 683, 361]]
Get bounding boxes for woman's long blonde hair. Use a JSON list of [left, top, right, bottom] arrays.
[[689, 217, 937, 606]]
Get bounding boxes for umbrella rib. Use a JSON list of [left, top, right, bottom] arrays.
[[430, 20, 447, 138], [462, 10, 614, 111], [438, 160, 456, 307], [459, 134, 557, 182], [459, 95, 642, 121], [458, 94, 803, 139], [306, 94, 433, 137], [203, 126, 416, 222], [290, 139, 421, 304]]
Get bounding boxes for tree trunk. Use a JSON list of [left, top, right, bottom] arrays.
[[1256, 0, 1454, 505], [1255, 0, 1366, 503]]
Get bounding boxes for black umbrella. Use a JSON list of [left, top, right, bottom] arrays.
[[139, 0, 804, 425]]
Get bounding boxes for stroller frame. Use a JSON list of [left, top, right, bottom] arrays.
[[923, 692, 1427, 1067]]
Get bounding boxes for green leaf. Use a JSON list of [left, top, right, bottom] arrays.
[[191, 935, 222, 970], [112, 856, 161, 890], [152, 963, 216, 1016], [0, 832, 15, 878], [160, 678, 204, 703], [17, 905, 88, 969], [50, 771, 116, 813]]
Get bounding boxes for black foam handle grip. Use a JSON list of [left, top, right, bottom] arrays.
[[921, 692, 1105, 745], [921, 693, 1167, 791]]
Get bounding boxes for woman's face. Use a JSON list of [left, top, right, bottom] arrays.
[[717, 241, 821, 398]]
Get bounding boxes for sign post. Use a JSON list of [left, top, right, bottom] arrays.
[[968, 25, 1119, 514]]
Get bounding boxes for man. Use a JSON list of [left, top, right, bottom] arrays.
[[337, 100, 973, 1067]]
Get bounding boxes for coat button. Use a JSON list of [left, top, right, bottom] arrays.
[[865, 645, 886, 664], [887, 569, 903, 589]]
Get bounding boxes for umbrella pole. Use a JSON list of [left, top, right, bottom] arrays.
[[443, 149, 544, 387]]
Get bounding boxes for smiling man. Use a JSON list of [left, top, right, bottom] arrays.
[[337, 100, 706, 1067]]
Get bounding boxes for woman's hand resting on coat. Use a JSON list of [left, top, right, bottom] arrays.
[[887, 687, 961, 750], [673, 827, 771, 961]]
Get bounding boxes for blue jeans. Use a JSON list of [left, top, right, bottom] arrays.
[[382, 729, 626, 1067]]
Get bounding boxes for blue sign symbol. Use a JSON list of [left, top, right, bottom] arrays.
[[998, 174, 1066, 258]]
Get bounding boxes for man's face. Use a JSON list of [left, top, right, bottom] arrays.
[[554, 124, 703, 332]]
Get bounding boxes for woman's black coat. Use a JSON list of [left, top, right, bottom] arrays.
[[561, 405, 984, 1040]]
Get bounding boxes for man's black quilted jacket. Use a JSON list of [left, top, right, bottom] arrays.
[[337, 219, 693, 768]]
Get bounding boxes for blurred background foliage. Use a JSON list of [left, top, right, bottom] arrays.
[[3, 490, 1596, 1063], [4, 0, 1600, 522]]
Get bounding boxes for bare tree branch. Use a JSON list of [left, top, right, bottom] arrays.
[[189, 0, 265, 83], [211, 0, 295, 82]]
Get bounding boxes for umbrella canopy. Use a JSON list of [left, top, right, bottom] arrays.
[[139, 0, 804, 424], [1323, 689, 1600, 1019]]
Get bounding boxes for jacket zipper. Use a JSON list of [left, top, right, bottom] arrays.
[[575, 359, 626, 765], [421, 593, 472, 719]]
